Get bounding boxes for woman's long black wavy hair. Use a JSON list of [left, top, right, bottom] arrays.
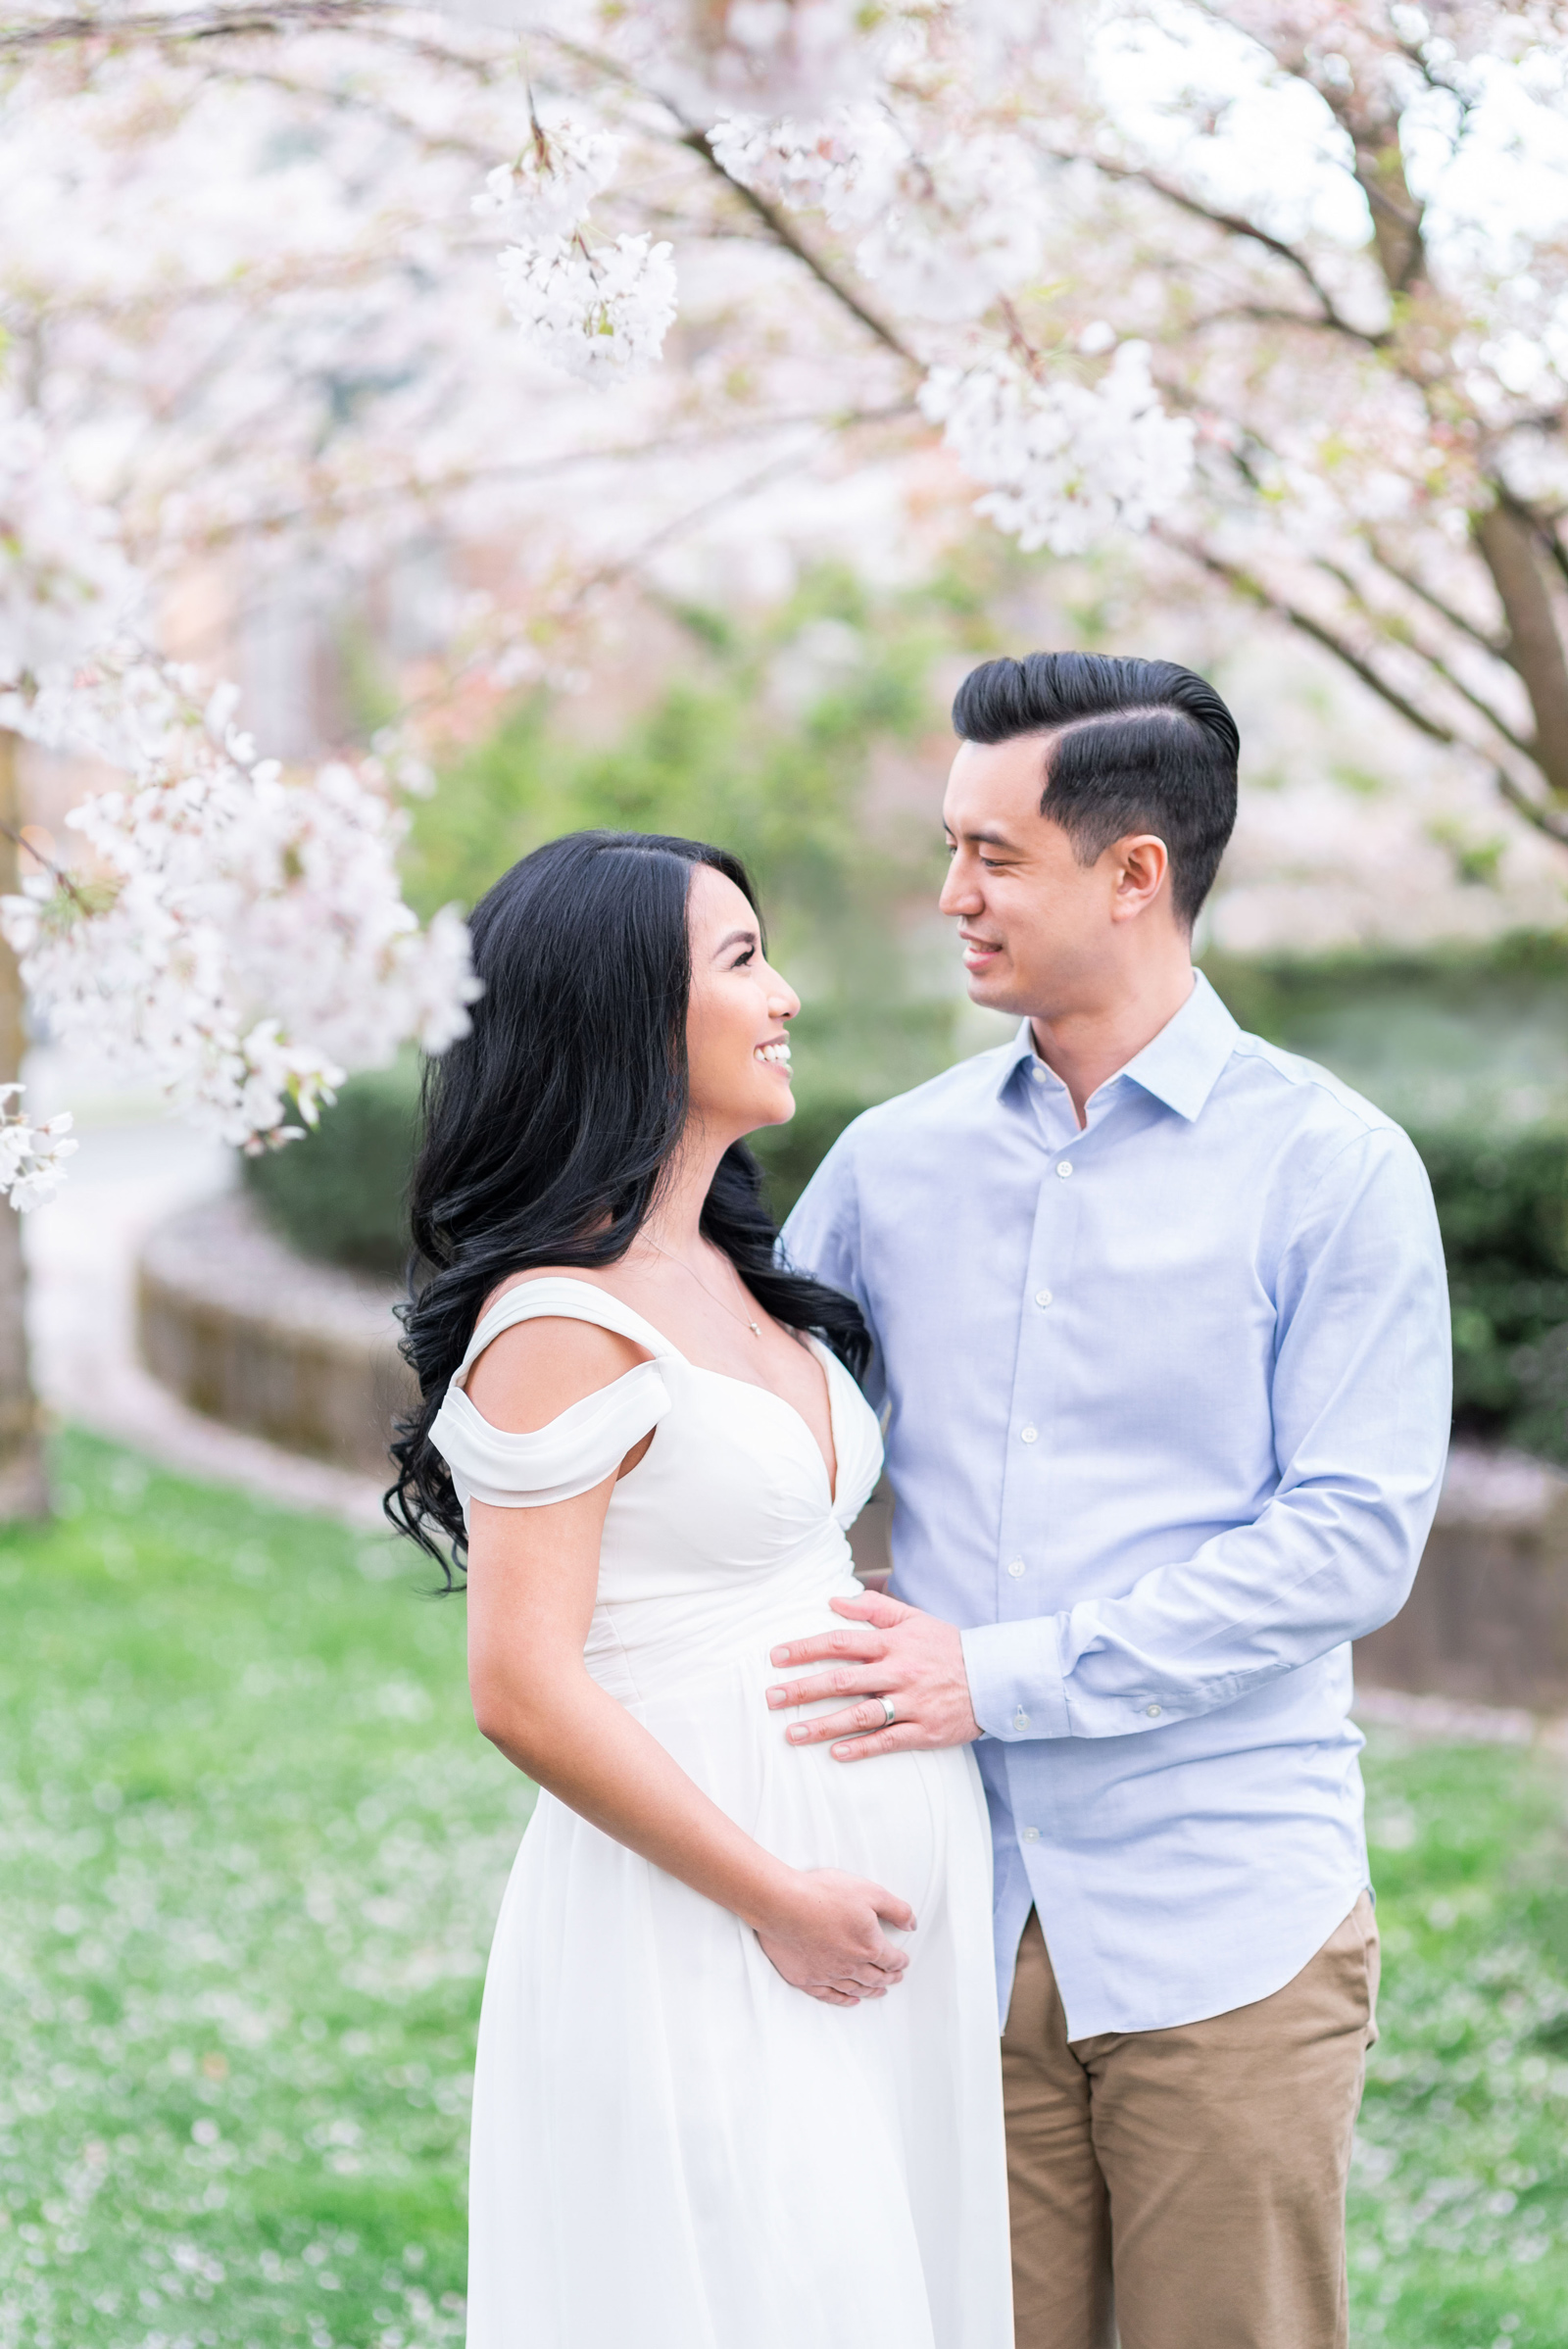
[[385, 829, 869, 1580]]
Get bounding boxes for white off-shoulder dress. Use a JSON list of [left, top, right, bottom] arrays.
[[430, 1277, 1011, 2349]]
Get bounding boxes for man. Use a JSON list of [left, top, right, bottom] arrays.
[[773, 651, 1450, 2349]]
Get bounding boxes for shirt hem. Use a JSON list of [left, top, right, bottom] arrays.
[[1052, 1871, 1373, 2042]]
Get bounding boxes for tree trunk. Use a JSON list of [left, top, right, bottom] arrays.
[[0, 730, 49, 1522], [1473, 503, 1568, 807]]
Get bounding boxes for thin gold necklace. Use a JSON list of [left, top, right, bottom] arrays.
[[648, 1240, 764, 1339]]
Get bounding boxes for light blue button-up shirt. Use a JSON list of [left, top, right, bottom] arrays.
[[784, 972, 1450, 2037]]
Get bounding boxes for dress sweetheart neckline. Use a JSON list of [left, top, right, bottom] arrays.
[[468, 1273, 847, 1508], [686, 1357, 842, 1510]]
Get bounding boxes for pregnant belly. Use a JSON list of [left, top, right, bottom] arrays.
[[630, 1601, 966, 1935]]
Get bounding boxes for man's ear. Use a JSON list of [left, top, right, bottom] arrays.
[[1109, 833, 1170, 921]]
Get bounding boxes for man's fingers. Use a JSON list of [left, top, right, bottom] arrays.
[[768, 1626, 888, 1669], [831, 1725, 922, 1763], [767, 1666, 888, 1712], [782, 1694, 899, 1742], [830, 1591, 908, 1628], [781, 1703, 925, 1757]]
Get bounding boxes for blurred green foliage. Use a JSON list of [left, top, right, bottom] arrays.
[[1412, 1129, 1568, 1457], [248, 564, 1003, 1267], [262, 589, 1568, 1465], [243, 1052, 421, 1273], [400, 564, 993, 1056], [1205, 943, 1568, 1460]]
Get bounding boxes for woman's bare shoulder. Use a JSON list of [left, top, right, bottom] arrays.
[[466, 1269, 651, 1435], [475, 1264, 627, 1323]]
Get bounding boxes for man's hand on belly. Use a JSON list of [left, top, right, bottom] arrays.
[[765, 1591, 981, 1760]]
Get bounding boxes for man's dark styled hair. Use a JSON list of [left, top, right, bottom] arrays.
[[951, 652, 1240, 929]]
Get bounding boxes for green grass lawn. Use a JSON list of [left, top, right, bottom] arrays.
[[0, 1432, 528, 2349], [2, 1434, 1567, 2347]]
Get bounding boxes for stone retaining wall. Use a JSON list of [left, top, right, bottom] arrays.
[[137, 1197, 1568, 1708], [1355, 1446, 1568, 1713], [137, 1193, 416, 1480]]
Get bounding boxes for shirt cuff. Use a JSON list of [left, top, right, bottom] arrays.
[[960, 1617, 1072, 1741]]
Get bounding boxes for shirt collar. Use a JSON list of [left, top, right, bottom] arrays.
[[995, 969, 1239, 1124]]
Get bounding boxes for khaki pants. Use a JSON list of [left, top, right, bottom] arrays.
[[1003, 1894, 1379, 2349]]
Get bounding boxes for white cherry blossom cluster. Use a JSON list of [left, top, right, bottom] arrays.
[[919, 344, 1198, 557], [0, 647, 480, 1201], [472, 118, 621, 241], [0, 1088, 77, 1213], [479, 108, 676, 385], [496, 233, 679, 385], [0, 410, 140, 700]]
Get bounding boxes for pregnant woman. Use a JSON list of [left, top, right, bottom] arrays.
[[387, 830, 1009, 2349]]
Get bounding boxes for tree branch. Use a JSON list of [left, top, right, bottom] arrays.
[[1312, 557, 1532, 757], [563, 444, 828, 612], [1363, 536, 1509, 661], [1186, 302, 1377, 340], [1038, 142, 1383, 347], [0, 820, 96, 916], [0, 0, 374, 53], [185, 399, 919, 549], [677, 130, 918, 367], [1155, 526, 1460, 746], [188, 59, 500, 165], [1159, 526, 1568, 849], [1493, 767, 1568, 849]]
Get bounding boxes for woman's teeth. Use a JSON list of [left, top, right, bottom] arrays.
[[756, 1042, 791, 1065]]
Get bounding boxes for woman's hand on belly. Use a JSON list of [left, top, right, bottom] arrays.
[[754, 1868, 916, 2008]]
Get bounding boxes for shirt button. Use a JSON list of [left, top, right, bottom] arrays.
[[1055, 1161, 1073, 1179], [1030, 1064, 1046, 1083], [1035, 1289, 1053, 1308], [1145, 1703, 1162, 1718], [1020, 1425, 1038, 1444], [1006, 1558, 1026, 1578], [1021, 1826, 1040, 1841], [1013, 1709, 1031, 1732]]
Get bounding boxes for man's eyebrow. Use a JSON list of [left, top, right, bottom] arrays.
[[943, 823, 1022, 849]]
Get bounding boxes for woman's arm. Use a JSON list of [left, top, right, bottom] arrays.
[[464, 1318, 916, 2006]]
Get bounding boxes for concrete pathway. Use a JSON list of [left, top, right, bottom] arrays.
[[23, 1109, 386, 1530]]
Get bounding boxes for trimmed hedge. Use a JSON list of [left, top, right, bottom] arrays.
[[1414, 1126, 1568, 1458], [238, 1057, 863, 1278], [240, 1054, 420, 1276]]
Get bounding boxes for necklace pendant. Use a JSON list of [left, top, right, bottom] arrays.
[[748, 1320, 761, 1338]]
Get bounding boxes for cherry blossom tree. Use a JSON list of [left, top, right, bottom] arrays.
[[0, 0, 1173, 1507], [1040, 2, 1568, 854], [0, 0, 1200, 1368], [3, 0, 1567, 1517]]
